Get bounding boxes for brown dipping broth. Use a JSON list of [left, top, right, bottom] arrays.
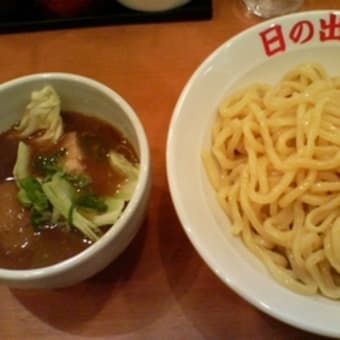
[[0, 111, 138, 270]]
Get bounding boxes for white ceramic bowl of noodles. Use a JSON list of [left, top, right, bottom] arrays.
[[167, 10, 340, 338], [0, 72, 151, 289]]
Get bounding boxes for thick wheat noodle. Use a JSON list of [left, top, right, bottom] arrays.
[[203, 63, 340, 299]]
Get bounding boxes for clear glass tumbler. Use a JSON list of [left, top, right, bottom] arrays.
[[242, 0, 304, 18]]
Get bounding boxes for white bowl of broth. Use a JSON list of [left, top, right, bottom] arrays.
[[0, 72, 151, 289], [167, 10, 340, 338]]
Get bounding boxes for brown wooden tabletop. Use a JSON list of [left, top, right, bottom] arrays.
[[0, 1, 339, 339]]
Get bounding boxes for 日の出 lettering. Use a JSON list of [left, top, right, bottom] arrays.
[[259, 13, 340, 57]]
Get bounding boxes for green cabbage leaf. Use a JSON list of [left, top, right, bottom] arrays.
[[109, 150, 140, 200], [13, 141, 31, 181], [42, 173, 100, 241], [15, 85, 63, 143]]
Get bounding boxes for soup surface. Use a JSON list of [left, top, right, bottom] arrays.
[[0, 111, 137, 269]]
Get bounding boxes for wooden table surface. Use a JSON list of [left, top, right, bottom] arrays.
[[0, 1, 339, 339]]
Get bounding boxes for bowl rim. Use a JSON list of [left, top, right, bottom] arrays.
[[166, 9, 340, 338], [0, 72, 151, 281], [116, 0, 191, 12]]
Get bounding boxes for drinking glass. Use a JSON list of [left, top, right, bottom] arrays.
[[242, 0, 304, 18]]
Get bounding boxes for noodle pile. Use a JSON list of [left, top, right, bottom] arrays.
[[203, 63, 340, 299]]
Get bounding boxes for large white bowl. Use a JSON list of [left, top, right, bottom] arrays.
[[0, 73, 151, 289], [167, 10, 340, 338]]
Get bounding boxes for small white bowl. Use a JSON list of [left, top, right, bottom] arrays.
[[167, 10, 340, 338], [0, 73, 151, 289]]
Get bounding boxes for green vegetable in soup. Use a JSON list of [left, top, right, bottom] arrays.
[[62, 172, 91, 189], [17, 177, 51, 230], [90, 197, 125, 227], [42, 173, 99, 241], [13, 142, 31, 181], [109, 150, 139, 200], [75, 193, 107, 212], [15, 85, 63, 144], [33, 148, 66, 176], [13, 146, 139, 240]]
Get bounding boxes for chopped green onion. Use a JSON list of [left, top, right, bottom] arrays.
[[33, 148, 66, 176], [18, 177, 49, 211], [18, 177, 51, 230], [75, 193, 107, 212], [62, 173, 91, 189]]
